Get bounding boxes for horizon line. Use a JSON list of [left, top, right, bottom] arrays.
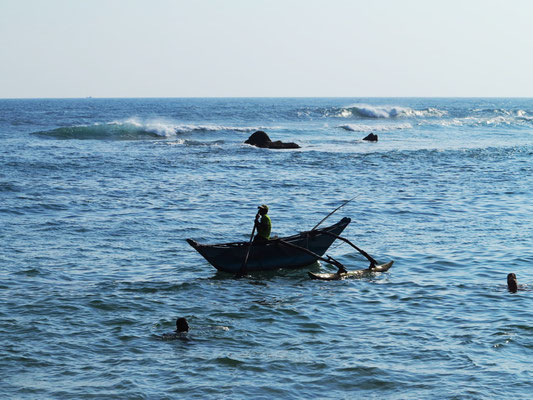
[[2, 96, 533, 100]]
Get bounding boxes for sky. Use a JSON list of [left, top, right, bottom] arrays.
[[1, 0, 532, 98]]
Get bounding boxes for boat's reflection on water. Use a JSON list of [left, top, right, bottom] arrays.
[[211, 260, 323, 281]]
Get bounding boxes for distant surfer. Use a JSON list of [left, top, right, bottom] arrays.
[[253, 205, 271, 244], [507, 273, 518, 293]]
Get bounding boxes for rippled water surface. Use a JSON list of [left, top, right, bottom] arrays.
[[1, 98, 532, 399]]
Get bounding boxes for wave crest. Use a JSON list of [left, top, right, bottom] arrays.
[[338, 122, 412, 132], [33, 119, 270, 140], [436, 115, 533, 128], [338, 104, 447, 119]]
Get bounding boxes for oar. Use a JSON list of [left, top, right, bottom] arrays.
[[240, 212, 258, 275], [311, 194, 359, 231]]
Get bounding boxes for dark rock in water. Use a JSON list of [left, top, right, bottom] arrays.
[[245, 130, 271, 148], [363, 133, 378, 142], [245, 131, 300, 149], [269, 140, 300, 149]]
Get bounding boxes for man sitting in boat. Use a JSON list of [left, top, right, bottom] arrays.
[[253, 204, 271, 244]]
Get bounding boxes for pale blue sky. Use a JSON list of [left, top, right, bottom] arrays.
[[1, 0, 532, 98]]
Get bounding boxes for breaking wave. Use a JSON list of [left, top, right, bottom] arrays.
[[425, 110, 533, 128], [337, 104, 447, 119], [334, 105, 533, 129], [437, 118, 533, 128], [338, 122, 412, 132], [33, 119, 270, 140]]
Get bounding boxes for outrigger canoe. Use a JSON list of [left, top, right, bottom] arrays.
[[186, 217, 351, 273]]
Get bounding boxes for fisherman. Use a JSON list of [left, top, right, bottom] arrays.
[[507, 273, 518, 293], [253, 204, 271, 244]]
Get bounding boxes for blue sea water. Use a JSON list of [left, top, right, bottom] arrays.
[[0, 98, 532, 399]]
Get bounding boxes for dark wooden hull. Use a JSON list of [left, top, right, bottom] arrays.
[[187, 217, 351, 273]]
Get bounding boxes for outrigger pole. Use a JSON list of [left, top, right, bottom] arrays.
[[319, 231, 377, 268], [276, 239, 347, 273], [311, 195, 359, 231]]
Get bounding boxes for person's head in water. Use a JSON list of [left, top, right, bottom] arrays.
[[258, 204, 268, 216], [507, 273, 518, 293], [176, 317, 189, 333]]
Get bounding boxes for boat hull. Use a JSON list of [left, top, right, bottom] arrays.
[[187, 217, 351, 273]]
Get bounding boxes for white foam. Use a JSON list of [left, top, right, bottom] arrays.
[[338, 104, 447, 119], [426, 114, 533, 128], [338, 123, 412, 132], [516, 110, 533, 121], [108, 118, 273, 137]]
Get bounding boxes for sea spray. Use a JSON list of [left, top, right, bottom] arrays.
[[337, 104, 447, 118], [33, 118, 278, 140]]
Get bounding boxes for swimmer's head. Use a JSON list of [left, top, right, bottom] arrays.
[[507, 273, 518, 293], [176, 317, 189, 333]]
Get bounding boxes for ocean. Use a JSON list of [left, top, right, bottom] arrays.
[[1, 98, 531, 399]]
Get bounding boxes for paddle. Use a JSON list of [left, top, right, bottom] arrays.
[[240, 212, 259, 275]]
